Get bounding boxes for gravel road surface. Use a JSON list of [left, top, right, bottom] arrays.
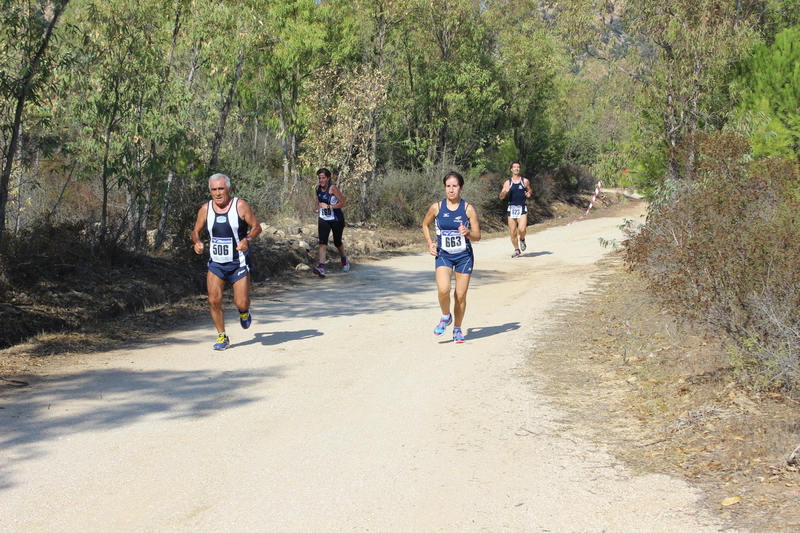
[[1, 201, 741, 532]]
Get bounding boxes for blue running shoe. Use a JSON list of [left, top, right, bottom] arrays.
[[434, 314, 453, 336], [213, 333, 230, 351], [453, 328, 465, 344], [239, 310, 251, 329]]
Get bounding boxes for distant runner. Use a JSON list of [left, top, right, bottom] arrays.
[[191, 173, 262, 350], [422, 171, 481, 344], [312, 168, 350, 278], [498, 162, 532, 258]]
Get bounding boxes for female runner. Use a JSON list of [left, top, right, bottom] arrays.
[[421, 171, 481, 343], [312, 168, 349, 277]]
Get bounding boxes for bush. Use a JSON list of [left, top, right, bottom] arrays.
[[365, 167, 470, 228], [625, 131, 800, 392], [370, 169, 437, 226]]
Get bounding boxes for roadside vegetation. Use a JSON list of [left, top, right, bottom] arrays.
[[626, 130, 800, 394]]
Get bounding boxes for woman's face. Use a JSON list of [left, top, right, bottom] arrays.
[[318, 173, 329, 186], [445, 177, 462, 200]]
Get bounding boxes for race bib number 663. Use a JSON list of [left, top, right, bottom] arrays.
[[440, 230, 467, 254]]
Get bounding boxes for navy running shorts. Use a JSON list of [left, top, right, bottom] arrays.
[[208, 256, 251, 284], [435, 250, 474, 274]]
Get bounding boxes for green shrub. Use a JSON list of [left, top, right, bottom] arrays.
[[626, 131, 800, 392], [368, 169, 440, 227]]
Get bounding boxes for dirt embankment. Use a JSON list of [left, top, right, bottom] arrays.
[[536, 256, 800, 533]]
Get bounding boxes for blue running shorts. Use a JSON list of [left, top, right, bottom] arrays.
[[208, 256, 252, 284], [435, 250, 474, 274]]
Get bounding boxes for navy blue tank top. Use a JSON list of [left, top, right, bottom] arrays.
[[507, 177, 527, 206], [435, 199, 472, 256], [205, 198, 249, 266]]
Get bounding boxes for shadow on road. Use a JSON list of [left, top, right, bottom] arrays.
[[466, 322, 521, 340], [0, 259, 515, 492], [521, 250, 553, 258], [251, 261, 507, 322], [233, 329, 323, 348], [0, 366, 285, 490]]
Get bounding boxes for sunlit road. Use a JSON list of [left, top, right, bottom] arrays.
[[1, 201, 741, 532]]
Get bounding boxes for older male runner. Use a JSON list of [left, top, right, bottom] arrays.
[[192, 173, 262, 350]]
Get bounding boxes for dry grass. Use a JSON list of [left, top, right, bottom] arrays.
[[532, 254, 800, 532]]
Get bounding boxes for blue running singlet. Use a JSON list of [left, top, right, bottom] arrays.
[[317, 183, 344, 222], [434, 199, 474, 273], [205, 198, 249, 268], [506, 177, 528, 219]]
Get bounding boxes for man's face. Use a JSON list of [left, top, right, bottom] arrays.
[[209, 178, 231, 206]]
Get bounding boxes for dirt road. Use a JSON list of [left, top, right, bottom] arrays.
[[1, 200, 740, 533]]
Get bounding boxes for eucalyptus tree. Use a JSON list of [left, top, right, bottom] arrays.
[[295, 0, 412, 216], [625, 0, 761, 182], [300, 64, 384, 220], [760, 0, 800, 41], [149, 0, 197, 250], [0, 0, 71, 238], [243, 0, 346, 196], [386, 0, 503, 170], [553, 0, 761, 188], [348, 0, 413, 179], [60, 0, 176, 246], [177, 0, 260, 174], [481, 0, 564, 175]]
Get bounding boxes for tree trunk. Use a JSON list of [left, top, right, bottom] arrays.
[[0, 0, 70, 240], [208, 48, 245, 173], [280, 106, 290, 187], [154, 163, 175, 250], [100, 119, 115, 247]]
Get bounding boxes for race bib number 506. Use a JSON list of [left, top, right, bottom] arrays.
[[210, 237, 234, 263]]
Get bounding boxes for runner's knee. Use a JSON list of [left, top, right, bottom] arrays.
[[208, 293, 223, 307]]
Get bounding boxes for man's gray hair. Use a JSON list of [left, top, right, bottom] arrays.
[[209, 173, 231, 188]]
